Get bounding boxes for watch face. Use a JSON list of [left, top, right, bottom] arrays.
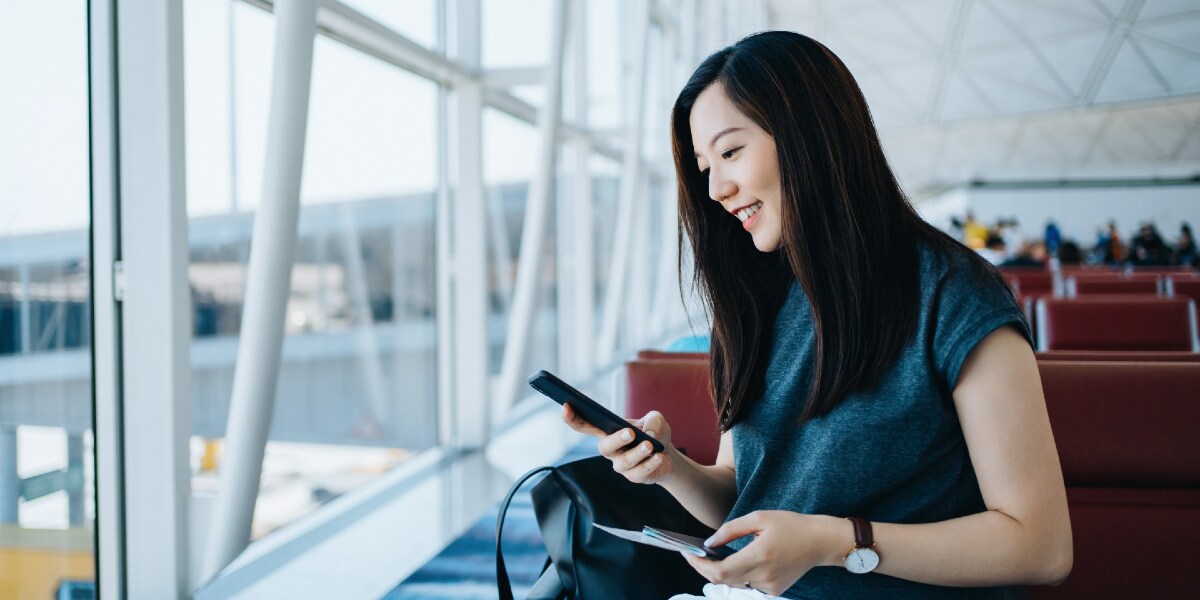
[[844, 547, 880, 574]]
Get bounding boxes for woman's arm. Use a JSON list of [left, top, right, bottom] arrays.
[[865, 325, 1073, 585], [657, 430, 739, 530], [564, 407, 739, 531], [688, 326, 1073, 592]]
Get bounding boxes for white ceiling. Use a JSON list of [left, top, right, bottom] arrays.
[[765, 0, 1200, 195]]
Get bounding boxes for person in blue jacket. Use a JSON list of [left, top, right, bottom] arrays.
[[564, 31, 1071, 599]]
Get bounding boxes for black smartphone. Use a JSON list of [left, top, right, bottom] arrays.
[[643, 526, 735, 560], [528, 369, 665, 453]]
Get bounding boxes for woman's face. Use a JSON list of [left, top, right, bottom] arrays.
[[690, 84, 783, 252]]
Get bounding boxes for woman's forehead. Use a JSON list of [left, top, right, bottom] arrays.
[[690, 86, 753, 154]]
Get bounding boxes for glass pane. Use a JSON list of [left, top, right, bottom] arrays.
[[585, 0, 622, 130], [184, 2, 440, 541], [0, 1, 96, 597], [482, 109, 559, 378], [341, 0, 438, 49], [483, 0, 552, 69]]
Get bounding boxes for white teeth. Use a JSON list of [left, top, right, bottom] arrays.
[[736, 201, 763, 222]]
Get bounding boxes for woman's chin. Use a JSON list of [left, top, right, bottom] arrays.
[[750, 232, 782, 253]]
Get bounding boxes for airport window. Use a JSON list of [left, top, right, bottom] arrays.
[[0, 1, 96, 597], [184, 1, 441, 540]]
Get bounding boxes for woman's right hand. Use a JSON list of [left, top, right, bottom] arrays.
[[561, 403, 679, 485]]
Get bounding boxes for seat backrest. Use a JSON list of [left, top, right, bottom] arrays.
[[1036, 350, 1200, 362], [636, 349, 708, 361], [1168, 278, 1200, 306], [1038, 360, 1200, 487], [1028, 360, 1200, 600], [1002, 269, 1054, 294], [623, 359, 719, 466], [1035, 296, 1199, 351], [1066, 276, 1160, 296]]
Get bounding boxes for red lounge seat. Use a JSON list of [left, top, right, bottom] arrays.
[[1029, 361, 1200, 599], [1035, 296, 1199, 351], [622, 359, 719, 466], [624, 351, 1200, 596]]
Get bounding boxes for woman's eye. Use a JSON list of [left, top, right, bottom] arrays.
[[721, 147, 741, 160]]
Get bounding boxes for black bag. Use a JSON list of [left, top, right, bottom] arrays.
[[496, 455, 712, 600]]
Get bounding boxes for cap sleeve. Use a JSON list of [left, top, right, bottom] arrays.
[[932, 262, 1033, 392]]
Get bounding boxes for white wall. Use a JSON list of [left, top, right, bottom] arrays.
[[919, 183, 1200, 247]]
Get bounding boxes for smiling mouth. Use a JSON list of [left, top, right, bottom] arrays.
[[734, 201, 763, 223]]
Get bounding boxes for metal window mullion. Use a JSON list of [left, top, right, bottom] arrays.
[[434, 0, 454, 449], [114, 0, 192, 596], [564, 0, 594, 381], [446, 0, 489, 449], [88, 0, 125, 596]]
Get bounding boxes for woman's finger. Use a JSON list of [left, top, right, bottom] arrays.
[[703, 511, 765, 549], [623, 445, 664, 482], [596, 427, 640, 457], [681, 550, 757, 588], [560, 404, 606, 437]]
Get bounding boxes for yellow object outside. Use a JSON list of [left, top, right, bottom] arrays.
[[0, 526, 93, 599]]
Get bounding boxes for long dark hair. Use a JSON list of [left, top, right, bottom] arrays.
[[672, 31, 999, 430]]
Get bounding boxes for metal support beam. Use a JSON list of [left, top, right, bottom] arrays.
[[18, 265, 31, 354], [0, 426, 16, 523], [494, 0, 572, 421], [67, 432, 84, 525], [1080, 0, 1145, 104], [563, 0, 594, 380], [487, 191, 516, 315], [115, 0, 192, 596], [597, 0, 651, 365], [444, 0, 490, 449], [202, 0, 319, 584]]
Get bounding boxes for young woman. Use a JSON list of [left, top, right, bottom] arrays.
[[564, 31, 1072, 598]]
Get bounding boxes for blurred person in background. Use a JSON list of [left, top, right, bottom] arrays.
[[1056, 241, 1082, 267], [1127, 223, 1171, 266], [1000, 241, 1048, 269], [1101, 221, 1124, 264], [1043, 220, 1061, 255], [1174, 223, 1196, 267]]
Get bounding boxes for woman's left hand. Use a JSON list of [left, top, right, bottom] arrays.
[[681, 510, 842, 597]]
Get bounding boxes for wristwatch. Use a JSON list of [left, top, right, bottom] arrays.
[[843, 517, 880, 574]]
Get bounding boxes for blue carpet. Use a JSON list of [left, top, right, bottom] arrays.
[[383, 442, 597, 600]]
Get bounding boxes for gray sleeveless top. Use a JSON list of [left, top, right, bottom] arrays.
[[727, 245, 1031, 599]]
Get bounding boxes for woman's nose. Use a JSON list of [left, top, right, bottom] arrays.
[[709, 173, 737, 203]]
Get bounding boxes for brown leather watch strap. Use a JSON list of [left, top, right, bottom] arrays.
[[848, 517, 874, 548]]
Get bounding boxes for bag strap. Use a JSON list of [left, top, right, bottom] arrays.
[[497, 465, 556, 600]]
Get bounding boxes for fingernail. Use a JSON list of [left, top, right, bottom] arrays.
[[703, 535, 716, 547], [645, 430, 657, 439], [621, 429, 632, 441]]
